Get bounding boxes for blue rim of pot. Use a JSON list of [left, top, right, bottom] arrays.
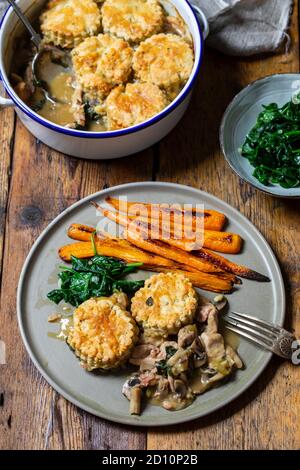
[[0, 0, 204, 139]]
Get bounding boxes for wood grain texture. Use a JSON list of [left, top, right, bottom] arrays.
[[0, 3, 299, 451], [0, 107, 15, 278], [147, 3, 300, 451], [0, 120, 152, 450]]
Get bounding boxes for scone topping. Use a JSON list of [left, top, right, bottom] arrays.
[[13, 0, 195, 131]]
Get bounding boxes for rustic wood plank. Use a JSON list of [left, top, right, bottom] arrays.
[[0, 119, 152, 450], [1, 2, 300, 452], [0, 106, 15, 278], [148, 4, 300, 451]]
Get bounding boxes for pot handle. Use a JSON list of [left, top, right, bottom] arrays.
[[0, 75, 14, 108], [191, 4, 210, 40]]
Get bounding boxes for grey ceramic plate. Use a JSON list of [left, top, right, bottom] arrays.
[[17, 182, 285, 426], [220, 74, 300, 198]]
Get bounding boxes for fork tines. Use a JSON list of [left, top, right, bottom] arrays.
[[224, 311, 284, 355]]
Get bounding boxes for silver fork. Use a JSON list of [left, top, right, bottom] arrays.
[[224, 311, 297, 360]]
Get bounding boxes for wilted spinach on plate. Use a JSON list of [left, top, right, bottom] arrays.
[[241, 93, 300, 188], [47, 255, 144, 307]]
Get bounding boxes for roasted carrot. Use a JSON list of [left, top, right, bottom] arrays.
[[194, 249, 270, 282], [105, 196, 226, 231], [60, 240, 234, 293], [129, 217, 242, 254], [67, 223, 95, 241], [59, 238, 180, 270], [91, 204, 241, 254], [68, 220, 200, 251], [66, 224, 241, 285], [215, 272, 242, 285], [92, 205, 265, 280], [124, 228, 224, 274]]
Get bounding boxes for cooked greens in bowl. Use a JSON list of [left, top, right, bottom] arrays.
[[240, 93, 300, 189]]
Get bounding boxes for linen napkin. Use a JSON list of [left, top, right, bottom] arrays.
[[192, 0, 293, 56]]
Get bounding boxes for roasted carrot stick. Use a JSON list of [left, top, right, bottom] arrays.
[[105, 196, 226, 231], [66, 224, 241, 285], [194, 249, 270, 282], [59, 241, 234, 293], [67, 221, 199, 251], [91, 205, 241, 254], [67, 223, 95, 241], [59, 238, 182, 269], [124, 228, 224, 274], [132, 218, 242, 254], [67, 221, 243, 283], [92, 205, 266, 281]]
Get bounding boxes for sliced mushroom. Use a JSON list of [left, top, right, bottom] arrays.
[[190, 336, 204, 356], [167, 374, 175, 392], [122, 376, 141, 400], [193, 352, 207, 368], [173, 379, 187, 398]]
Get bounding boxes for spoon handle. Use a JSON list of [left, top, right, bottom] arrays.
[[6, 0, 41, 48]]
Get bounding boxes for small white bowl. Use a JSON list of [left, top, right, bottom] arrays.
[[220, 74, 300, 199]]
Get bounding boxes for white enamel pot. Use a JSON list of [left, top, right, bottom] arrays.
[[0, 0, 208, 160]]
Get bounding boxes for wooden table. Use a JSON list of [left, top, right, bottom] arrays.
[[0, 5, 299, 452]]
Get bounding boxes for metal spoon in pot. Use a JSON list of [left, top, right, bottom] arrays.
[[6, 0, 67, 104]]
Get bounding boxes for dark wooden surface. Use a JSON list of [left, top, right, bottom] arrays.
[[0, 5, 299, 450]]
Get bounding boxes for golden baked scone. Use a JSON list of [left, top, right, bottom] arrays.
[[40, 0, 101, 49], [72, 34, 134, 101], [106, 82, 168, 130], [133, 33, 194, 98], [102, 0, 164, 43], [67, 293, 139, 371], [131, 272, 198, 335]]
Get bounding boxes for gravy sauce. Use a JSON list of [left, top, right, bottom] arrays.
[[17, 0, 191, 132]]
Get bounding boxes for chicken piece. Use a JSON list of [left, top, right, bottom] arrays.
[[196, 296, 218, 323], [200, 309, 232, 376], [177, 324, 198, 348]]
